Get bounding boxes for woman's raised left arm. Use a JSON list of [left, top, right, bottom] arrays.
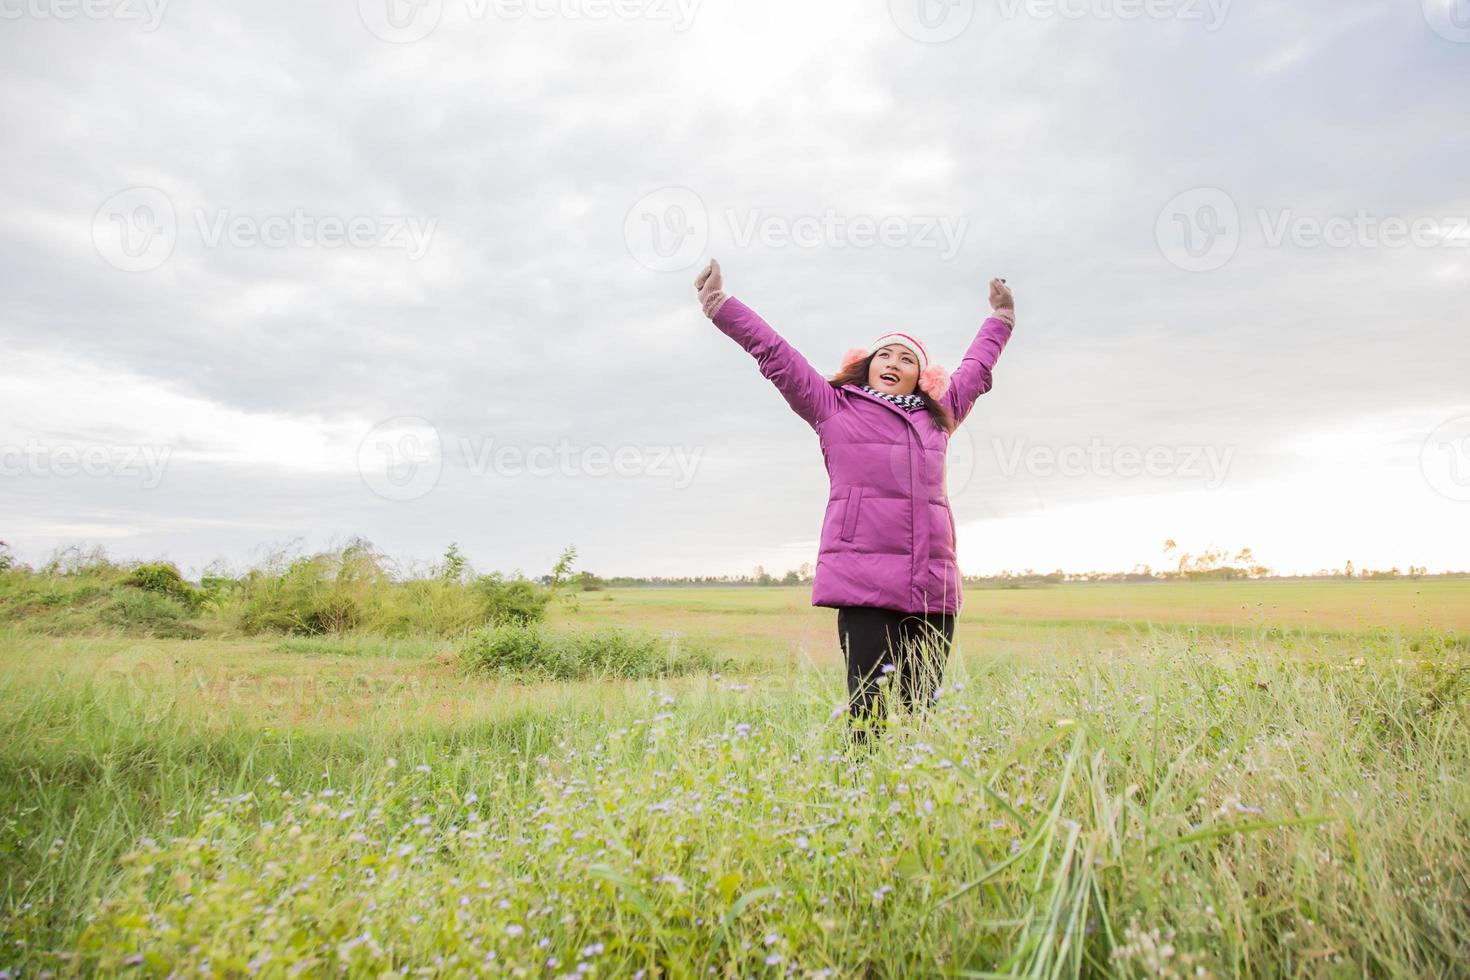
[[942, 277, 1016, 427]]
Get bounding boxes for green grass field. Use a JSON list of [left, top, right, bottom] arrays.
[[3, 580, 1468, 977]]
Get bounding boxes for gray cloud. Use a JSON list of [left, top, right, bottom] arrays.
[[2, 0, 1467, 576]]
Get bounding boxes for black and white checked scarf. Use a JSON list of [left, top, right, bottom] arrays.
[[859, 384, 925, 412]]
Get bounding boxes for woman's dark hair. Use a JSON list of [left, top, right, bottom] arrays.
[[828, 352, 955, 434]]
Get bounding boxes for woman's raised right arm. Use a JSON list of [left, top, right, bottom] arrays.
[[696, 259, 842, 431], [941, 277, 1016, 427]]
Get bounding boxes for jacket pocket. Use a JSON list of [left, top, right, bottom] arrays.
[[840, 486, 864, 542]]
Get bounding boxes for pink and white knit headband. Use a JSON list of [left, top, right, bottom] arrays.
[[865, 332, 930, 373], [838, 332, 951, 400]]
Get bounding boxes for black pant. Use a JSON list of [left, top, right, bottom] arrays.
[[836, 605, 956, 739]]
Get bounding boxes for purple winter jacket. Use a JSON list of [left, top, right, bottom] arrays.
[[711, 295, 1014, 617]]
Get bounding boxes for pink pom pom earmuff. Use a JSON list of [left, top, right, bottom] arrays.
[[839, 347, 870, 372], [918, 364, 951, 400]]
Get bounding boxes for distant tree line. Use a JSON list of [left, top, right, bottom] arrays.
[[566, 541, 1450, 589]]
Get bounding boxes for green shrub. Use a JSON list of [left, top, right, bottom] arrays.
[[472, 573, 552, 627], [0, 559, 198, 635], [369, 578, 505, 637], [1, 538, 567, 639], [459, 622, 729, 681], [198, 574, 242, 608], [98, 588, 202, 638], [235, 546, 385, 635], [229, 541, 557, 637], [122, 562, 203, 611]]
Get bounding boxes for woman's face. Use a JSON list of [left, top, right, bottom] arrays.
[[868, 344, 920, 396]]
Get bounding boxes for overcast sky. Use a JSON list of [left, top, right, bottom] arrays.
[[2, 0, 1468, 580]]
